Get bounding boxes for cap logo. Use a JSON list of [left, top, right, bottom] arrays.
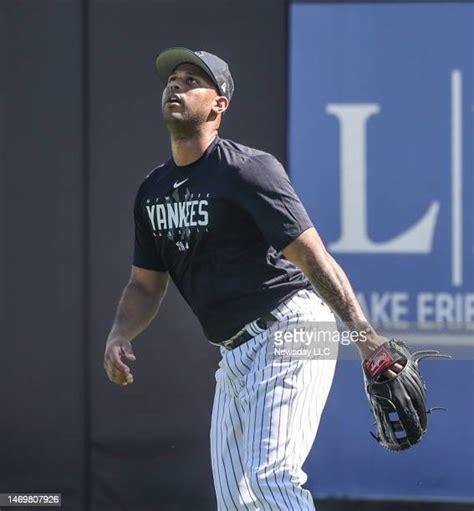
[[221, 82, 227, 93]]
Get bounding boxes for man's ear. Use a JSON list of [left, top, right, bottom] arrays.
[[213, 96, 229, 115]]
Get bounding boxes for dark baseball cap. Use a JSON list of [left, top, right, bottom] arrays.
[[155, 47, 234, 100]]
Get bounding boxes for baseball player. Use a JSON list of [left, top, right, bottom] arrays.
[[103, 48, 414, 510]]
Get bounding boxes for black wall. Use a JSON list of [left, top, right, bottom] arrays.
[[1, 2, 85, 510], [1, 1, 286, 510]]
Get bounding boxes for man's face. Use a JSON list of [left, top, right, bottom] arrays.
[[162, 63, 221, 127]]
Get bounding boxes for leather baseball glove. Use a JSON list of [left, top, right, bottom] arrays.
[[363, 338, 450, 451]]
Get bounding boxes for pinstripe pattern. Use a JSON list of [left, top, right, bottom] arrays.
[[210, 289, 338, 510]]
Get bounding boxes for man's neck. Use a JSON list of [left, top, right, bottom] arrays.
[[170, 130, 218, 167]]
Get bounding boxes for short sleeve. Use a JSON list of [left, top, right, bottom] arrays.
[[133, 184, 168, 271], [234, 154, 313, 251]]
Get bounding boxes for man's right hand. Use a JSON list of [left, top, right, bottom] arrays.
[[104, 338, 136, 386]]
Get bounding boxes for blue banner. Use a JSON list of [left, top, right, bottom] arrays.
[[289, 1, 473, 501]]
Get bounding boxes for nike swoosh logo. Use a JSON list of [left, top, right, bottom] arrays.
[[173, 178, 189, 189]]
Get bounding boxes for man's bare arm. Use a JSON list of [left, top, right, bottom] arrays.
[[283, 228, 389, 360], [104, 266, 169, 386], [107, 265, 169, 343]]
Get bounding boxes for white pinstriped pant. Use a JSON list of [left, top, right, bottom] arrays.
[[210, 289, 338, 510]]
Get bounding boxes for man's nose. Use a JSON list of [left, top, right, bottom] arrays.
[[168, 79, 182, 91]]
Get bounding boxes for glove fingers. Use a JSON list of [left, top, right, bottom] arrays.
[[370, 395, 402, 449], [402, 366, 428, 430], [391, 384, 424, 445]]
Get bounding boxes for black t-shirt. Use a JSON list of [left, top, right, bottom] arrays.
[[133, 136, 313, 342]]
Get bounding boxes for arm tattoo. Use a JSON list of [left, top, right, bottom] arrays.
[[306, 255, 369, 329]]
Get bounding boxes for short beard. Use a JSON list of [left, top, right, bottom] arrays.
[[163, 108, 208, 139]]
